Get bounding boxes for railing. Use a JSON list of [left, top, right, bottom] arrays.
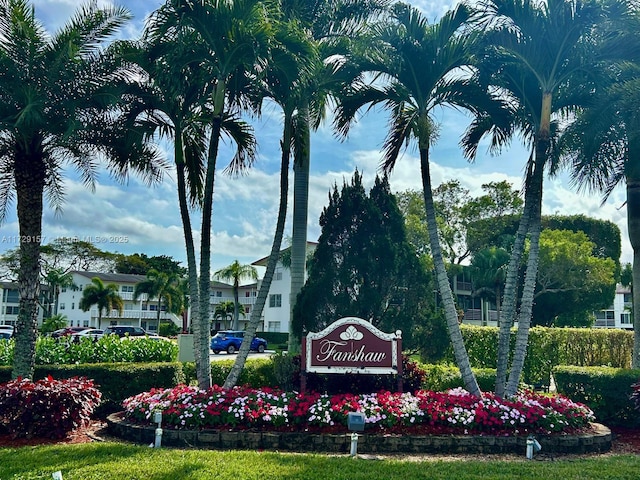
[[90, 309, 175, 320]]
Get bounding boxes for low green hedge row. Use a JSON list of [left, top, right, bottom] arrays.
[[553, 365, 640, 427], [441, 326, 633, 387]]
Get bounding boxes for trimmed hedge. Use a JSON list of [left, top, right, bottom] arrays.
[[553, 365, 640, 427], [421, 364, 497, 392], [441, 325, 633, 387]]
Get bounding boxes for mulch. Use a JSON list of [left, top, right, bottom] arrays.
[[2, 422, 640, 456]]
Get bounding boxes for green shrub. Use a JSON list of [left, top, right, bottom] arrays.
[[1, 335, 180, 365], [257, 331, 288, 350], [553, 365, 640, 427], [159, 320, 180, 337], [0, 376, 101, 438], [439, 326, 633, 387], [421, 364, 496, 392], [210, 358, 276, 388]]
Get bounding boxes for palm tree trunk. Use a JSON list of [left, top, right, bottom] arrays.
[[197, 87, 226, 389], [12, 153, 45, 379], [627, 169, 640, 367], [494, 153, 534, 398], [288, 101, 310, 354], [419, 142, 481, 397], [174, 131, 201, 349], [224, 111, 293, 389], [232, 284, 240, 331], [505, 141, 546, 396]]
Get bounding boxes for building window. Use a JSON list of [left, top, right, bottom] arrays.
[[245, 305, 250, 314], [216, 291, 222, 297], [268, 321, 281, 332], [621, 313, 632, 325], [624, 293, 633, 303], [3, 306, 19, 315], [269, 294, 282, 308], [59, 303, 65, 310], [245, 291, 251, 297], [275, 268, 283, 281], [124, 303, 134, 310], [71, 303, 74, 310], [122, 285, 134, 293]]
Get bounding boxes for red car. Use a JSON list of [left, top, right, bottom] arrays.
[[50, 327, 89, 338]]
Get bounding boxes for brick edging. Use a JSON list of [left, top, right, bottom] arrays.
[[106, 413, 611, 455]]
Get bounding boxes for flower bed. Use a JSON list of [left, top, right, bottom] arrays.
[[122, 385, 595, 436]]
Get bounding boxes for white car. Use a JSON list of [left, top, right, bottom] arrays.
[[70, 328, 104, 340], [0, 325, 14, 338]]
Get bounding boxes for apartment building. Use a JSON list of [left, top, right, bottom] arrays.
[[594, 284, 633, 330], [56, 271, 182, 332], [0, 281, 46, 327]]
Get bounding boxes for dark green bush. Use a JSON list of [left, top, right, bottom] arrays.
[[553, 365, 640, 427], [209, 358, 276, 388], [257, 332, 288, 350]]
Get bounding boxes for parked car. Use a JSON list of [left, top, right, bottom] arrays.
[[102, 325, 150, 338], [50, 327, 89, 338], [210, 330, 268, 354], [70, 328, 104, 340], [0, 325, 14, 338]]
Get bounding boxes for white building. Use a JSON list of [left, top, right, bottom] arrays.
[[57, 271, 182, 332], [0, 281, 46, 327], [594, 284, 633, 329], [208, 242, 317, 334]]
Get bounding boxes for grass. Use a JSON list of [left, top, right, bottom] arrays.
[[1, 443, 640, 480]]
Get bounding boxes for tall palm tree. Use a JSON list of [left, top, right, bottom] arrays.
[[79, 277, 124, 327], [281, 0, 390, 354], [473, 0, 606, 396], [145, 0, 270, 389], [214, 261, 258, 331], [335, 3, 507, 397], [213, 301, 237, 330], [0, 0, 165, 379], [560, 1, 640, 365], [134, 269, 184, 331], [223, 15, 314, 388]]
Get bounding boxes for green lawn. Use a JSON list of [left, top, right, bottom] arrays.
[[1, 443, 640, 480]]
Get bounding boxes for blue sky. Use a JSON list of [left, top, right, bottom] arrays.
[[0, 0, 631, 275]]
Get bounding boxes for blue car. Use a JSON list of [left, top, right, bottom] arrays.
[[210, 330, 267, 355]]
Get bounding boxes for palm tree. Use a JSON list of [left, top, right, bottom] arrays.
[[79, 277, 124, 327], [214, 261, 258, 331], [223, 16, 314, 388], [145, 0, 269, 389], [472, 0, 606, 396], [560, 1, 640, 365], [0, 0, 165, 379], [213, 301, 237, 331], [335, 3, 508, 397], [134, 269, 184, 332], [43, 268, 76, 317], [281, 0, 390, 354]]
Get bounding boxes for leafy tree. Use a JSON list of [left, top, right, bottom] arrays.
[[134, 269, 184, 331], [213, 301, 236, 331], [79, 277, 124, 326], [115, 253, 186, 277], [214, 261, 258, 331], [292, 172, 432, 351], [532, 229, 617, 327], [0, 0, 164, 379]]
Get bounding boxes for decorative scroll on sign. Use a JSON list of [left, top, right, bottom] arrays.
[[303, 317, 402, 375]]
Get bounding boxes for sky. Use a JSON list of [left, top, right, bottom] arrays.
[[0, 0, 631, 277]]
